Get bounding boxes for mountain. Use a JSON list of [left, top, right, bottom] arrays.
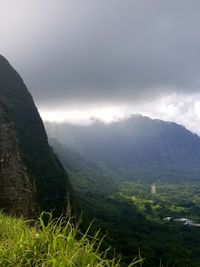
[[45, 117, 200, 266], [0, 55, 75, 217], [49, 138, 120, 195], [45, 115, 200, 177]]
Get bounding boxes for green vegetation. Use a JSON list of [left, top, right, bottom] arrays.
[[0, 212, 142, 267], [50, 139, 200, 266], [47, 116, 200, 267], [70, 169, 200, 267]]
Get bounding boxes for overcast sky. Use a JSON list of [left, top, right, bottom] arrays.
[[1, 0, 200, 132]]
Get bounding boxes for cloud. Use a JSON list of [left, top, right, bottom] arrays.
[[1, 0, 200, 131], [40, 93, 200, 134], [1, 1, 200, 106]]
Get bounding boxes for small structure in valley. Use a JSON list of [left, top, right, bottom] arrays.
[[151, 183, 156, 194]]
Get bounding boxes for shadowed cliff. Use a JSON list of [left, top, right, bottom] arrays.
[[0, 55, 75, 217]]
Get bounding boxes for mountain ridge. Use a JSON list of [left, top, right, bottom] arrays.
[[46, 115, 200, 267], [45, 114, 200, 174]]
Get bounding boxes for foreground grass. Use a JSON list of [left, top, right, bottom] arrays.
[[0, 212, 142, 267]]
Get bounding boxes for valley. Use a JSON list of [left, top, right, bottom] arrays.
[[46, 118, 200, 267], [3, 1, 200, 266]]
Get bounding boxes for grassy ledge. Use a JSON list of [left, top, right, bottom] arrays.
[[0, 212, 142, 267]]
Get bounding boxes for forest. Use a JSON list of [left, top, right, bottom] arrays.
[[50, 136, 200, 267]]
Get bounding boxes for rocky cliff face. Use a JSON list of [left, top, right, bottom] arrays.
[[0, 55, 74, 217], [0, 103, 33, 217]]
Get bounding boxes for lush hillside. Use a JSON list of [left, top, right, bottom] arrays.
[[49, 138, 120, 195], [0, 55, 75, 217], [50, 138, 200, 266], [46, 119, 200, 266]]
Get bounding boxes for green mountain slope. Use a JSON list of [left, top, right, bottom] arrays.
[[47, 120, 200, 267], [49, 138, 120, 195]]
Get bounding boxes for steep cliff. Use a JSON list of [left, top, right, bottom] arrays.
[[0, 55, 74, 217]]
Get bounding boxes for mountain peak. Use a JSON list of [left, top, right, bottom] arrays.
[[0, 54, 8, 62]]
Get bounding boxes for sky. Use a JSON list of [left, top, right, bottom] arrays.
[[1, 0, 200, 133]]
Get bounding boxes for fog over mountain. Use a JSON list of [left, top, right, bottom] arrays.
[[45, 115, 200, 174], [1, 1, 200, 132]]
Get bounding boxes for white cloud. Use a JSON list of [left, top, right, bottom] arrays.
[[194, 101, 200, 118], [40, 106, 124, 124], [40, 93, 200, 134], [2, 1, 200, 135]]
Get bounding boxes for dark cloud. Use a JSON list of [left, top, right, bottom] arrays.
[[1, 0, 200, 109]]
